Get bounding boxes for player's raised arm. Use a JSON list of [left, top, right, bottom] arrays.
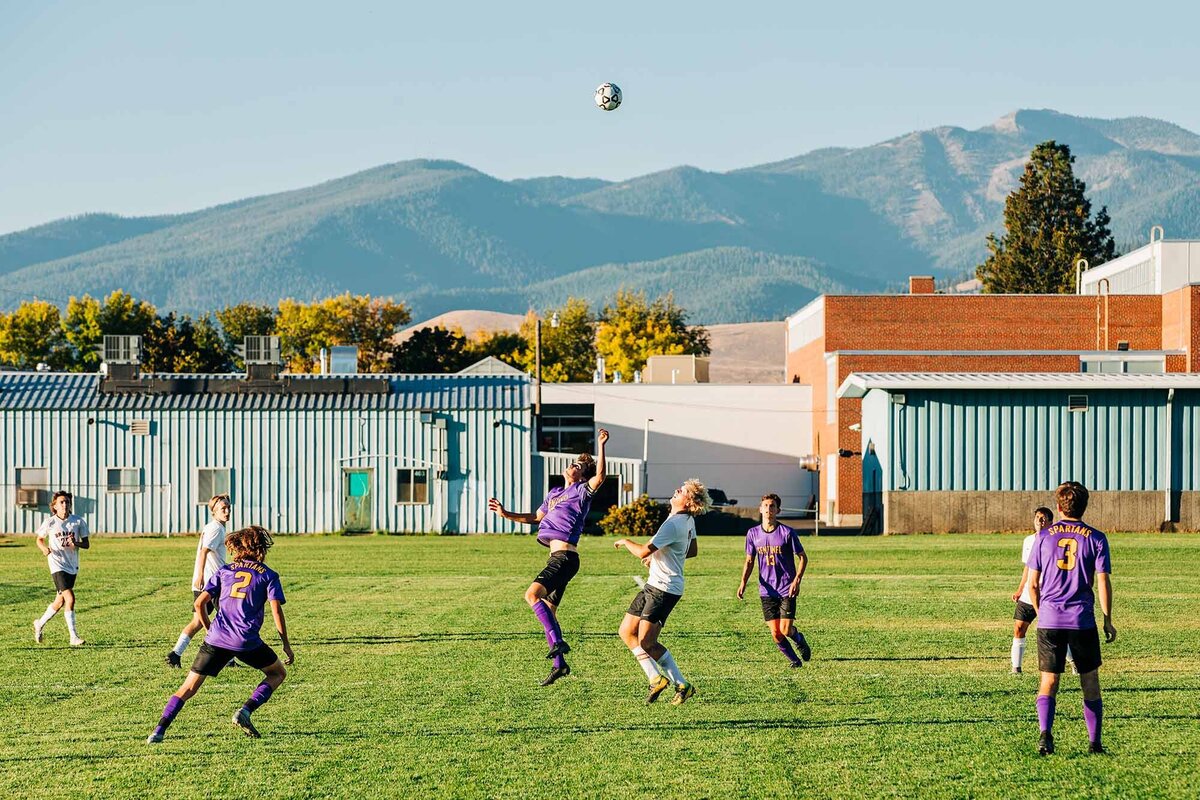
[[587, 428, 609, 493], [488, 497, 543, 525], [270, 599, 295, 665]]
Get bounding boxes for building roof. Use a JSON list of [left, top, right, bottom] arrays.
[[0, 372, 529, 411], [838, 372, 1200, 398], [457, 356, 525, 376]]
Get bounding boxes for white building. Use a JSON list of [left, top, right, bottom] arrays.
[[541, 383, 815, 512], [1079, 228, 1200, 295]]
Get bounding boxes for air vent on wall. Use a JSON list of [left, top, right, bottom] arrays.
[[130, 419, 151, 436]]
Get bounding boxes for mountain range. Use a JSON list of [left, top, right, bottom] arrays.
[[4, 109, 1200, 324]]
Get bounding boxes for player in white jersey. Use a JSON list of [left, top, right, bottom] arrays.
[[1011, 506, 1074, 674], [166, 494, 231, 667], [615, 478, 711, 705], [33, 491, 90, 646]]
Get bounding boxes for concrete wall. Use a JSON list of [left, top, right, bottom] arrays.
[[883, 491, 1196, 533]]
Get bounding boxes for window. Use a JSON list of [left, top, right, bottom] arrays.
[[107, 467, 142, 494], [396, 469, 429, 504], [538, 415, 595, 454], [16, 467, 48, 490], [197, 468, 231, 503]]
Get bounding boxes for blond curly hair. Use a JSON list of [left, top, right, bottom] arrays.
[[677, 478, 712, 516]]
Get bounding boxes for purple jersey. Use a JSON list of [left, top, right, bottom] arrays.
[[202, 559, 286, 651], [1026, 520, 1111, 630], [745, 523, 805, 598], [536, 481, 596, 547]]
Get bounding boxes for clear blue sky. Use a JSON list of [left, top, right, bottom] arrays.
[[3, 0, 1198, 235]]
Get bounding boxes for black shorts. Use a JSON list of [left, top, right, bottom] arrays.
[[627, 585, 682, 627], [193, 589, 215, 615], [52, 571, 77, 592], [1013, 601, 1037, 623], [761, 596, 797, 621], [1037, 627, 1102, 674], [533, 551, 580, 607], [191, 642, 279, 677]]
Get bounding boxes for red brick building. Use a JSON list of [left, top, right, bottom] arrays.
[[786, 277, 1200, 524]]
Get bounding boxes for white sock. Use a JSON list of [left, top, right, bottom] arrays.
[[1011, 637, 1026, 670], [37, 605, 58, 626], [631, 646, 664, 682], [64, 611, 79, 639], [173, 633, 192, 656], [658, 648, 686, 685]]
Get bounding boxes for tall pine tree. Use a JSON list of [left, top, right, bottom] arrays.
[[977, 141, 1116, 293]]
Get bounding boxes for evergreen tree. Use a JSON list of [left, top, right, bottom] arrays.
[[977, 140, 1116, 294], [389, 326, 472, 373]]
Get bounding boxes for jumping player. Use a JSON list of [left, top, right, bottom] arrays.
[[487, 429, 608, 686], [615, 478, 711, 705], [33, 491, 89, 646], [1027, 482, 1116, 756], [147, 525, 294, 743], [166, 494, 231, 667], [737, 493, 811, 667], [1011, 506, 1074, 674]]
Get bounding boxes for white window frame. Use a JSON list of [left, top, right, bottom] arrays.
[[16, 466, 49, 489], [196, 467, 232, 504], [106, 466, 142, 494], [395, 468, 431, 505]]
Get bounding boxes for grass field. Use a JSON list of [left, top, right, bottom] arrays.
[[2, 532, 1199, 799]]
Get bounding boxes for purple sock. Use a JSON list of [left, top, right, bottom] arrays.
[[155, 695, 185, 735], [1083, 698, 1103, 745], [532, 600, 563, 648], [1036, 694, 1056, 734], [243, 681, 274, 713], [776, 637, 800, 664], [552, 653, 567, 670]]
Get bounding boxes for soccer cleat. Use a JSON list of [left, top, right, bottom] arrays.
[[670, 682, 696, 706], [232, 708, 261, 738], [645, 675, 671, 704], [789, 659, 803, 669], [146, 732, 163, 744], [165, 651, 182, 668], [33, 620, 44, 644], [1038, 732, 1055, 756], [540, 663, 571, 687], [795, 632, 812, 662], [69, 638, 86, 647], [1088, 742, 1106, 755], [546, 641, 571, 660]]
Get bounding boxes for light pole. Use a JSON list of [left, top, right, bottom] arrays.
[[642, 417, 654, 497], [534, 311, 560, 418]]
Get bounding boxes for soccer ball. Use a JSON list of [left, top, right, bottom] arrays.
[[595, 83, 622, 111]]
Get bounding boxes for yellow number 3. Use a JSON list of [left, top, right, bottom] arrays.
[[229, 571, 253, 599], [1056, 538, 1078, 571]]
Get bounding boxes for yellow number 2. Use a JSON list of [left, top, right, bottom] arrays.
[[1056, 538, 1078, 571], [229, 571, 253, 599]]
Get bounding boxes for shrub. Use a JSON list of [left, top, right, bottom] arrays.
[[599, 495, 668, 538]]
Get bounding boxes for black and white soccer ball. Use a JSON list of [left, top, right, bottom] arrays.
[[594, 82, 622, 111]]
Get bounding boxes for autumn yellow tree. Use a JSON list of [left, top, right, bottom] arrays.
[[595, 290, 710, 380], [275, 293, 411, 372], [512, 297, 598, 382], [0, 300, 72, 369]]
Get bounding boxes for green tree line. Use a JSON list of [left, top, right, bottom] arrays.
[[0, 289, 709, 379]]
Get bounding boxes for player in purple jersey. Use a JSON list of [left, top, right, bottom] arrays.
[[488, 429, 608, 686], [737, 493, 811, 667], [147, 526, 295, 743], [1026, 482, 1116, 756]]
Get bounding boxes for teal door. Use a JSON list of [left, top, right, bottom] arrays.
[[343, 469, 373, 532]]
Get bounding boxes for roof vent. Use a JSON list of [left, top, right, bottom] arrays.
[[104, 335, 141, 365], [244, 336, 281, 365], [1068, 394, 1089, 412]]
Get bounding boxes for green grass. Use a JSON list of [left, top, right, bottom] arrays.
[[2, 533, 1198, 799]]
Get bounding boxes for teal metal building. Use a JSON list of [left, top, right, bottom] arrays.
[[840, 373, 1200, 533]]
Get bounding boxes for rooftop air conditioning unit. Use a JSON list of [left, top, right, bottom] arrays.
[[103, 335, 142, 365], [244, 336, 281, 365]]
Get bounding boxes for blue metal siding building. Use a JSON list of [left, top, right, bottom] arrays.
[[842, 374, 1200, 533], [1, 372, 532, 535]]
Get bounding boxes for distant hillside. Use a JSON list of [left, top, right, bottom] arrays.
[[4, 110, 1200, 321]]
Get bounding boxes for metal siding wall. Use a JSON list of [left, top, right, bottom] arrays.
[[1, 402, 532, 535], [1175, 390, 1200, 491], [885, 389, 1167, 493]]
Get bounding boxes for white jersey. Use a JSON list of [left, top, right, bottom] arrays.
[[37, 514, 89, 575], [646, 513, 696, 596], [195, 520, 227, 586], [1019, 533, 1036, 605]]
